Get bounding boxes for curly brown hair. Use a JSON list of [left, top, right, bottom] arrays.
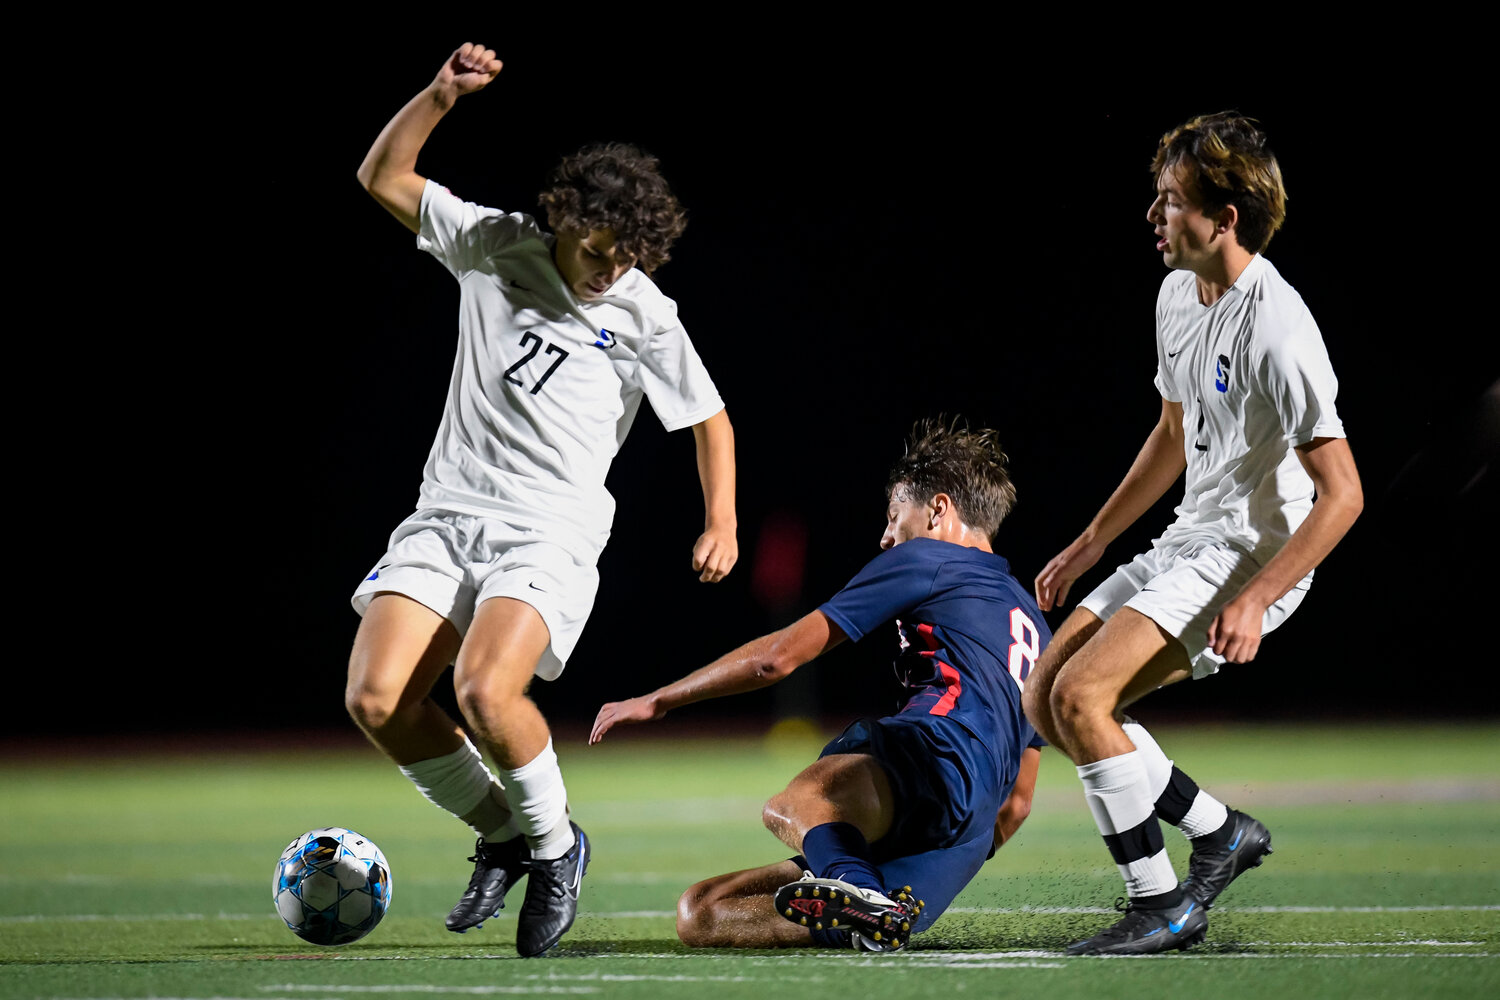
[[1151, 112, 1287, 254], [538, 143, 687, 274], [887, 416, 1017, 540]]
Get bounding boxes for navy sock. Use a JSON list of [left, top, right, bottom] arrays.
[[801, 822, 883, 894]]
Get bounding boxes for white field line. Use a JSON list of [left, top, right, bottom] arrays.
[[4, 904, 1499, 924], [263, 989, 600, 994], [38, 995, 597, 999]]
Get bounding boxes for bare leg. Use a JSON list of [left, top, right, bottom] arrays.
[[452, 597, 553, 769], [762, 754, 895, 852], [346, 593, 465, 764], [1050, 607, 1191, 764], [1021, 608, 1102, 757], [677, 860, 811, 948]]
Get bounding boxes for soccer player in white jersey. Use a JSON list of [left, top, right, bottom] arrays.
[[347, 43, 738, 957], [1022, 112, 1364, 956]]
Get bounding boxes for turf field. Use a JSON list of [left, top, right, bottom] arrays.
[[2, 721, 1497, 999]]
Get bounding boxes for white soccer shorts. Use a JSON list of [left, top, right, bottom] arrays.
[[350, 509, 600, 681], [1079, 540, 1309, 678]]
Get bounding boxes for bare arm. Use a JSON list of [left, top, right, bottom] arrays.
[[1207, 436, 1363, 663], [690, 409, 738, 583], [991, 746, 1042, 854], [1035, 398, 1187, 610], [589, 610, 845, 744], [355, 43, 503, 233]]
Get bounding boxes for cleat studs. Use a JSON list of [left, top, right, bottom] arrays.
[[901, 921, 910, 931], [815, 922, 823, 930], [784, 908, 794, 917], [800, 916, 808, 926], [843, 895, 851, 904], [831, 919, 839, 927], [873, 932, 883, 942], [812, 888, 821, 897], [794, 888, 803, 897]]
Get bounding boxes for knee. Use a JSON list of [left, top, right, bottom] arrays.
[[675, 879, 720, 948], [345, 679, 397, 734], [762, 791, 797, 842], [1049, 672, 1098, 737], [452, 664, 527, 726]]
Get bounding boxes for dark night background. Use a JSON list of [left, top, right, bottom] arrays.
[[24, 31, 1494, 743]]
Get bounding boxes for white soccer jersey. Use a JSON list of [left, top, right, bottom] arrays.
[[410, 179, 724, 561], [1152, 254, 1345, 564]]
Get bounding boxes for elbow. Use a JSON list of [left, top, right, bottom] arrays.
[[754, 643, 803, 684], [994, 793, 1033, 849], [356, 157, 377, 193], [1009, 792, 1035, 829], [1326, 478, 1364, 528], [356, 157, 394, 198], [754, 655, 794, 684]]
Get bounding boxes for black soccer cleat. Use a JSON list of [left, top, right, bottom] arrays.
[[1181, 808, 1274, 910], [772, 874, 923, 952], [1065, 893, 1207, 956], [446, 835, 529, 933], [515, 822, 590, 957]]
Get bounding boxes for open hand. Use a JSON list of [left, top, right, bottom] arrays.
[[589, 695, 664, 745], [1034, 533, 1106, 611]]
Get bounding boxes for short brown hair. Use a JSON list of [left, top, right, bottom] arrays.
[[1152, 112, 1287, 254], [887, 416, 1017, 539], [538, 143, 687, 273]]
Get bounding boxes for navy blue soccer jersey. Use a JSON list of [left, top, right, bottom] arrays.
[[817, 537, 1050, 761]]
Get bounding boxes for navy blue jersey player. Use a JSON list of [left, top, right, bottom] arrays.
[[591, 418, 1050, 950]]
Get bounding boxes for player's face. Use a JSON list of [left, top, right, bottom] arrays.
[[1146, 163, 1220, 271], [881, 485, 934, 550], [553, 227, 637, 300]]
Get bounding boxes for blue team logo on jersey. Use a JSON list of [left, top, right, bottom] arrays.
[[594, 329, 617, 350], [1214, 354, 1231, 392]]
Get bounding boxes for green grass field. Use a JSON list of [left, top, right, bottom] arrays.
[[2, 721, 1497, 999]]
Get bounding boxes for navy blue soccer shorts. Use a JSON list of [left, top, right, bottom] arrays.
[[811, 713, 1010, 932]]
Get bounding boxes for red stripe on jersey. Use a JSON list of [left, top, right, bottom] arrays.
[[916, 623, 939, 650], [930, 661, 962, 717], [916, 624, 961, 715]]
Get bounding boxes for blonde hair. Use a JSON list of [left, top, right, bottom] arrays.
[[1152, 112, 1287, 253]]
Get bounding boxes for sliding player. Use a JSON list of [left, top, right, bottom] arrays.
[[592, 419, 1046, 950], [1024, 112, 1363, 955], [347, 42, 738, 957]]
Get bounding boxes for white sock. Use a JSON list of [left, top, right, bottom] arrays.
[[1181, 795, 1230, 839], [1123, 720, 1228, 839], [1077, 751, 1178, 898], [501, 738, 574, 859], [399, 737, 520, 843], [1121, 721, 1172, 799]]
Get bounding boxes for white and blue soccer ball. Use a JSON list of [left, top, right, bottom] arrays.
[[273, 827, 392, 946]]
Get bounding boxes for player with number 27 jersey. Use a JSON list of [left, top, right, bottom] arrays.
[[415, 179, 724, 562], [820, 536, 1046, 787]]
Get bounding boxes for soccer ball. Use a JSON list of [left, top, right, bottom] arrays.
[[273, 827, 392, 946]]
